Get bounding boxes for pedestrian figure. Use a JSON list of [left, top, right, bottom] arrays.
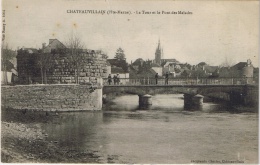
[[165, 72, 169, 85], [116, 73, 120, 85], [113, 75, 117, 85], [108, 74, 112, 85], [155, 73, 159, 85]]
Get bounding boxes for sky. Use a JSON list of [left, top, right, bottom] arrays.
[[2, 0, 259, 67]]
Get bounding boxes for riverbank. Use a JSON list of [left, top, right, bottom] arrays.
[[1, 107, 105, 163], [1, 121, 103, 163]]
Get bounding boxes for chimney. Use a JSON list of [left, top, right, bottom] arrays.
[[49, 39, 55, 44], [247, 59, 252, 65], [42, 43, 46, 49]]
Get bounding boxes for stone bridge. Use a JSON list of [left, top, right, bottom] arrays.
[[102, 77, 258, 108]]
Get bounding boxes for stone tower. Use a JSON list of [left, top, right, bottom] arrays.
[[155, 40, 162, 65]]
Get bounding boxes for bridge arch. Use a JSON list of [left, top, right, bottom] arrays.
[[102, 77, 258, 108]]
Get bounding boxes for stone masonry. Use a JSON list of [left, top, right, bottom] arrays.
[[17, 48, 108, 84], [47, 50, 108, 84], [1, 84, 103, 111]]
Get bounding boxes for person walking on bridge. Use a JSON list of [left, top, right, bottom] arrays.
[[116, 73, 120, 85], [113, 75, 117, 85], [108, 74, 112, 85], [155, 73, 159, 85], [165, 72, 169, 85]]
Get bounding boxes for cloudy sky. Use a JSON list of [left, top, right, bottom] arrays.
[[2, 0, 259, 66]]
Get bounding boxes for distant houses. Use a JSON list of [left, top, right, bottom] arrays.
[[1, 49, 18, 84], [106, 58, 129, 79], [128, 40, 257, 79], [42, 39, 66, 53], [151, 63, 162, 76], [3, 38, 258, 85]]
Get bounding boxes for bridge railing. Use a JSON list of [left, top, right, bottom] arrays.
[[102, 77, 258, 86]]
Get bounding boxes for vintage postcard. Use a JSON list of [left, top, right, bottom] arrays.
[[1, 0, 259, 164]]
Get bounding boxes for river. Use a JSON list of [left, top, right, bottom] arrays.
[[41, 94, 258, 163]]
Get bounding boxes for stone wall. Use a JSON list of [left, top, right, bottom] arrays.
[[1, 85, 102, 111], [17, 49, 108, 84], [243, 85, 259, 106], [47, 51, 108, 84]]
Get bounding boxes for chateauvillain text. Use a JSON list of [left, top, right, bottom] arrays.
[[67, 10, 193, 15]]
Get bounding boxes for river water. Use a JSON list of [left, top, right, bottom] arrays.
[[41, 94, 258, 164]]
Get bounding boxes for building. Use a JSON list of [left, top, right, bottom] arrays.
[[131, 58, 145, 71], [151, 63, 162, 76], [152, 40, 183, 77], [231, 59, 254, 78], [1, 49, 18, 84], [200, 65, 219, 77], [218, 59, 254, 78], [111, 66, 129, 78], [107, 58, 129, 84], [42, 39, 66, 53], [155, 40, 162, 65]]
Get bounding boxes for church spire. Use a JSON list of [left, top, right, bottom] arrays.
[[162, 47, 164, 59], [157, 39, 161, 50], [155, 39, 162, 65]]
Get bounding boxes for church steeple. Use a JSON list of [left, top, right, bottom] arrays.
[[155, 39, 162, 65], [161, 47, 164, 59], [158, 39, 161, 50]]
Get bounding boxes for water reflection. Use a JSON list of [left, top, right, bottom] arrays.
[[43, 112, 104, 151], [39, 94, 258, 163], [104, 94, 228, 112]]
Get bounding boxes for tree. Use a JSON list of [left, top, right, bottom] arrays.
[[65, 33, 85, 84], [1, 43, 16, 84], [197, 62, 207, 67], [114, 47, 126, 60], [181, 70, 188, 78], [37, 51, 53, 84]]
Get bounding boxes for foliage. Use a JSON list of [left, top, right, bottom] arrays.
[[1, 43, 16, 70], [197, 62, 207, 67], [114, 47, 125, 60]]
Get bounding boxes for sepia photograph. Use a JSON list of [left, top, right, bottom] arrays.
[[1, 0, 259, 164]]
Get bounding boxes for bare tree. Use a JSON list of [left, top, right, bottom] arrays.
[[1, 43, 16, 84], [37, 51, 53, 84], [219, 56, 234, 68], [43, 54, 53, 84], [65, 33, 85, 84], [37, 52, 45, 84]]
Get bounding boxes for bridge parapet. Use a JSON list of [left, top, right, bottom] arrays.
[[103, 77, 257, 86]]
